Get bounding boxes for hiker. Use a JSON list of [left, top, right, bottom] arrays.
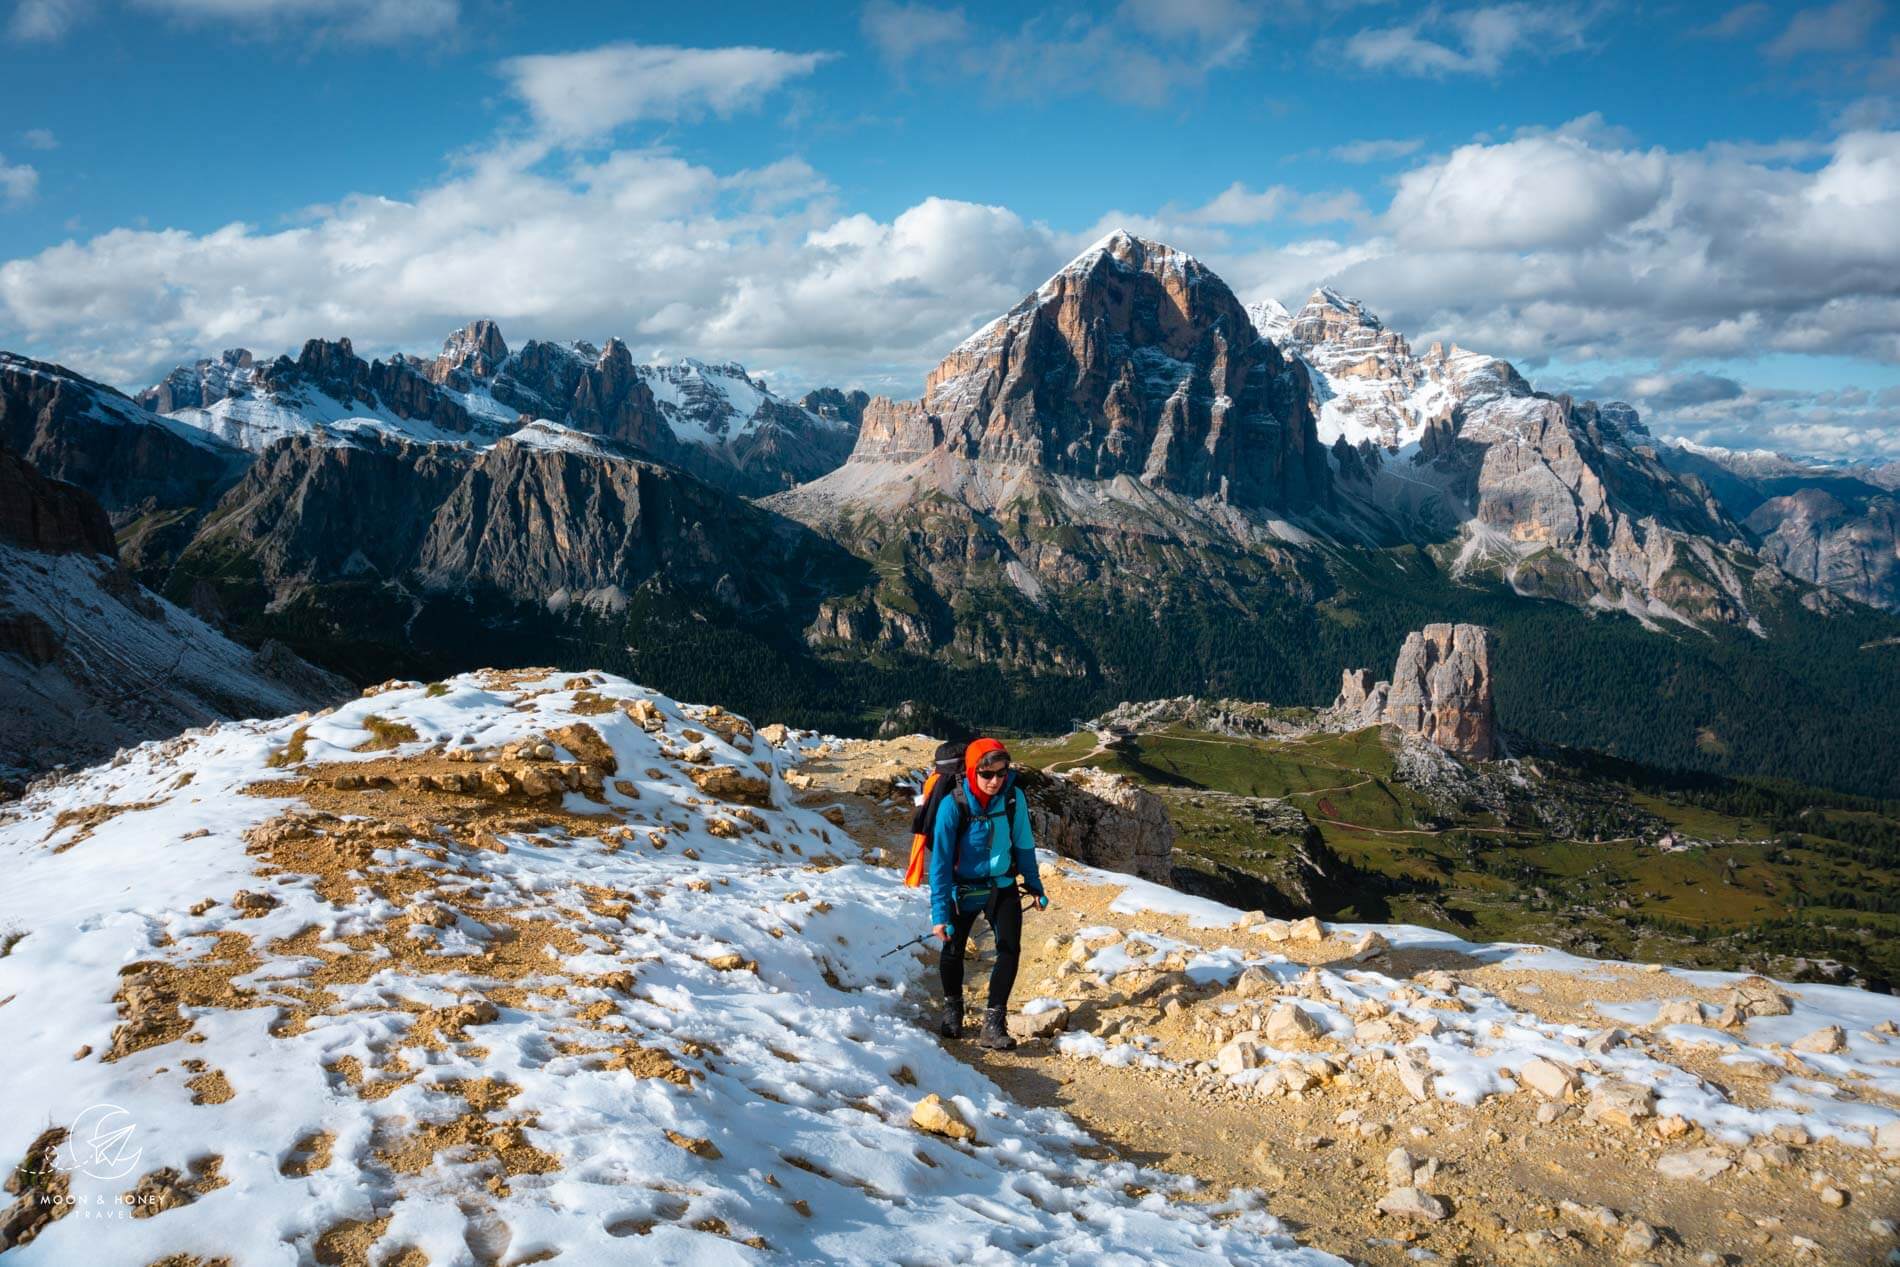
[[926, 737, 1048, 1049]]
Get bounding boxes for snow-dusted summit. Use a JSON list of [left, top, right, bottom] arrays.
[[138, 324, 858, 497]]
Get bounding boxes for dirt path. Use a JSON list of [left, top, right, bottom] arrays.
[[804, 738, 1900, 1267]]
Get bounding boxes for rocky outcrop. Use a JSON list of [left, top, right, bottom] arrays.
[[162, 428, 862, 666], [1746, 487, 1899, 611], [1, 352, 245, 525], [136, 348, 254, 413], [844, 231, 1328, 512], [1018, 764, 1173, 883], [0, 446, 345, 779], [1332, 623, 1498, 760], [255, 337, 482, 435], [427, 319, 510, 387], [0, 443, 116, 556], [1254, 291, 1758, 625]]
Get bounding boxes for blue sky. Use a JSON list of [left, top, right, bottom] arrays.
[[3, 0, 1899, 458]]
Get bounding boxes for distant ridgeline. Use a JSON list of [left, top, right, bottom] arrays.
[[2, 232, 1897, 794]]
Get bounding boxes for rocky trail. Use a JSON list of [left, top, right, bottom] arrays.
[[801, 739, 1900, 1267], [0, 695, 1896, 1266]]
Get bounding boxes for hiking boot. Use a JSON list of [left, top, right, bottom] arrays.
[[938, 1000, 963, 1039], [977, 1006, 1015, 1050]]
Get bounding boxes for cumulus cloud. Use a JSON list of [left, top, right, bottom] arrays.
[[1344, 3, 1595, 77], [501, 43, 833, 141], [1582, 369, 1900, 461], [0, 155, 38, 207], [0, 141, 1069, 396], [1384, 132, 1668, 250], [21, 128, 56, 150]]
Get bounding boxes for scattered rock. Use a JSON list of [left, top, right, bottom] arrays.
[[1393, 1048, 1434, 1102], [1620, 1220, 1659, 1255], [1008, 1007, 1069, 1040], [1584, 1081, 1657, 1129], [1288, 916, 1324, 942], [911, 1094, 975, 1142], [1385, 1147, 1418, 1187], [1791, 1025, 1846, 1054], [1656, 1148, 1732, 1182], [1518, 1057, 1580, 1100], [1377, 1187, 1449, 1222], [1264, 1003, 1323, 1043], [231, 889, 278, 915]]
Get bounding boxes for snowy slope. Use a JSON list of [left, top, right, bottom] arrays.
[[0, 672, 1332, 1265], [1247, 290, 1524, 451]]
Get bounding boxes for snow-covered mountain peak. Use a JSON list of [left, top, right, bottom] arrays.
[[133, 322, 860, 494]]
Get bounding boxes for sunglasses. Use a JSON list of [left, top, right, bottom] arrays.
[[974, 763, 1010, 779]]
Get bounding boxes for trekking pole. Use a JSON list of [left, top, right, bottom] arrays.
[[879, 933, 932, 960]]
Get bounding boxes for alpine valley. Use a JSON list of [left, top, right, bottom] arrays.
[[4, 232, 1899, 797]]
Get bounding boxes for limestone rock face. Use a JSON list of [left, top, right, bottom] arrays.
[[0, 443, 116, 557], [1748, 487, 1900, 611], [1331, 623, 1498, 760], [2, 352, 244, 525], [846, 231, 1329, 512], [427, 319, 510, 387], [1019, 764, 1174, 883], [1384, 625, 1497, 759]]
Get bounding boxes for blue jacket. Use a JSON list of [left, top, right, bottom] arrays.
[[928, 773, 1043, 927]]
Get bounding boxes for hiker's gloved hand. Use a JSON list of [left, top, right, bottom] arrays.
[[932, 923, 949, 942], [1028, 888, 1049, 910]]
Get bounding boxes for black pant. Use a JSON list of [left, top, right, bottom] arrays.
[[940, 882, 1021, 1010]]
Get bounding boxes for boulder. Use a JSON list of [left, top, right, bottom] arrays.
[[1393, 1048, 1434, 1102], [1217, 1040, 1262, 1076], [687, 765, 774, 807], [1652, 1000, 1704, 1027], [1288, 916, 1324, 942]]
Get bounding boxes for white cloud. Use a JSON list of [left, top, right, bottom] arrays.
[[20, 128, 56, 150], [1692, 3, 1772, 40], [0, 155, 38, 207], [8, 0, 87, 39], [1330, 137, 1423, 163], [0, 141, 1069, 397], [1345, 4, 1594, 77], [501, 43, 833, 142], [1385, 132, 1669, 250], [1766, 0, 1884, 59]]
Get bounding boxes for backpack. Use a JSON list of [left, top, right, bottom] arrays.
[[903, 741, 966, 887], [904, 744, 1023, 889]]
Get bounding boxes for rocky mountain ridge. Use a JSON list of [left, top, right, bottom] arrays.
[[1660, 441, 1900, 611], [0, 440, 343, 781], [1251, 287, 1759, 628], [137, 321, 857, 497]]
